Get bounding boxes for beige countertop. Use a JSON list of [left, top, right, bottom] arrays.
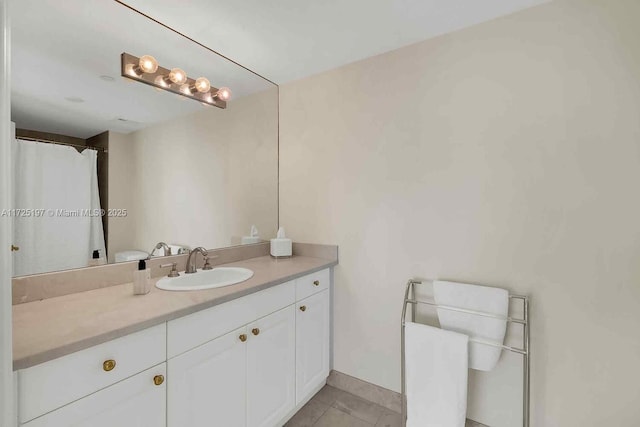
[[13, 255, 337, 370]]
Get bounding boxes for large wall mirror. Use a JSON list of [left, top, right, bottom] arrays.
[[10, 0, 278, 277]]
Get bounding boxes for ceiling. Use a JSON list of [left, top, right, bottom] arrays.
[[120, 0, 550, 84], [11, 0, 273, 138]]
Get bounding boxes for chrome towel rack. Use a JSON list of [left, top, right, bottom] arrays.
[[401, 279, 530, 427]]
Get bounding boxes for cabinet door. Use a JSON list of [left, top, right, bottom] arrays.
[[168, 327, 248, 427], [246, 305, 295, 427], [22, 364, 166, 427], [296, 289, 330, 405]]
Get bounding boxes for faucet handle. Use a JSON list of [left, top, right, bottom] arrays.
[[160, 262, 180, 277], [202, 255, 218, 271]]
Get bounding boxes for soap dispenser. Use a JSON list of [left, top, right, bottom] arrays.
[[88, 249, 106, 266], [133, 259, 151, 295], [270, 227, 292, 258]]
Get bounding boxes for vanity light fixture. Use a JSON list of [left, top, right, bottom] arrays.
[[120, 53, 229, 109], [193, 77, 210, 93], [139, 55, 159, 73], [216, 87, 232, 101], [169, 67, 187, 85], [180, 83, 192, 95], [124, 54, 158, 77]]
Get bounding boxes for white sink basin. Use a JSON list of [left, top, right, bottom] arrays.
[[156, 267, 254, 291]]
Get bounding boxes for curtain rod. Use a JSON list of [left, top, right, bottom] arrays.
[[16, 137, 108, 153]]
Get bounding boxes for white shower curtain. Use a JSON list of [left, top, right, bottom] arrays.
[[12, 139, 106, 276]]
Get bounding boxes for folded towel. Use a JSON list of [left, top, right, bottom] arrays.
[[405, 322, 468, 427], [152, 244, 189, 256], [433, 280, 509, 371]]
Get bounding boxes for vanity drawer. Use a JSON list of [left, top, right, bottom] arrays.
[[295, 269, 330, 301], [167, 280, 295, 358], [21, 364, 166, 427], [18, 323, 166, 423]]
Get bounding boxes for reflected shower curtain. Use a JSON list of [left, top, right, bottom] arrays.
[[12, 139, 106, 276]]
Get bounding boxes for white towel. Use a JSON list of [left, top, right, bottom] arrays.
[[153, 244, 189, 256], [433, 280, 509, 372], [405, 322, 468, 427]]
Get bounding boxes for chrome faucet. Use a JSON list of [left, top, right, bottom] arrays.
[[149, 242, 171, 257], [185, 247, 208, 274]]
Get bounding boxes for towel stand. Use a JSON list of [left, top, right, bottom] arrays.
[[401, 279, 530, 427]]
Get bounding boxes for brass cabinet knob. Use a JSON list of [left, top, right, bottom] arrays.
[[153, 375, 164, 386], [11, 245, 19, 252], [299, 305, 307, 312], [313, 280, 320, 286], [251, 328, 260, 336], [239, 334, 247, 342], [103, 359, 116, 372]]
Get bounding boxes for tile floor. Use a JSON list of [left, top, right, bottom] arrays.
[[285, 385, 487, 427]]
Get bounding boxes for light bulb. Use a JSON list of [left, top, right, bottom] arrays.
[[169, 68, 187, 85], [194, 77, 211, 93], [216, 87, 232, 101], [180, 84, 192, 95], [125, 63, 143, 77], [139, 55, 158, 73], [154, 75, 169, 88]]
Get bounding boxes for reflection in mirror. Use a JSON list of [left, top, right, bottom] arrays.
[[10, 0, 278, 277]]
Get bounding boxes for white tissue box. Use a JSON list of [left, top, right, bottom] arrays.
[[270, 238, 292, 257], [241, 236, 262, 245]]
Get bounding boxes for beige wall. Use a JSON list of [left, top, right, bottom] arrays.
[[279, 1, 640, 426], [108, 88, 278, 261]]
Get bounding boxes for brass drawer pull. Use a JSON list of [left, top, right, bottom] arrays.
[[103, 359, 116, 372], [11, 245, 19, 252], [299, 305, 306, 312], [153, 375, 164, 386], [313, 280, 320, 286], [239, 334, 247, 342], [252, 328, 260, 336]]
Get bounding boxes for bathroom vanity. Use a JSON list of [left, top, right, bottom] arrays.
[[6, 2, 314, 425], [13, 252, 336, 427]]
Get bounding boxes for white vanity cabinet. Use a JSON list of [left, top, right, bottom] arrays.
[[167, 305, 296, 427], [16, 268, 332, 427], [22, 364, 167, 427], [18, 324, 167, 425], [295, 289, 330, 405], [167, 269, 329, 427]]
